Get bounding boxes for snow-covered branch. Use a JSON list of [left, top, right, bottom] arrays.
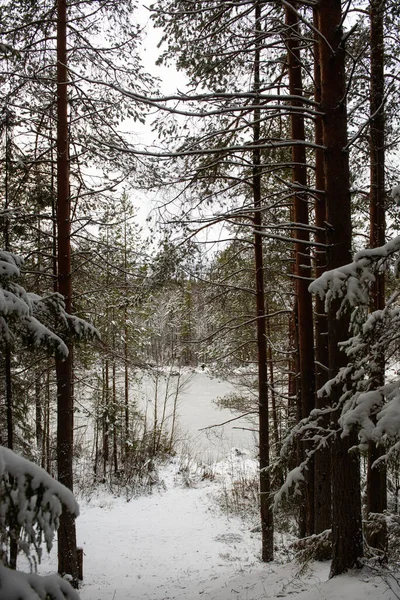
[[0, 447, 80, 600], [0, 252, 98, 355], [0, 564, 80, 600], [276, 233, 400, 506], [309, 235, 400, 314]]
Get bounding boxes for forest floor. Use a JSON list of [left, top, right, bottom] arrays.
[[36, 451, 399, 600]]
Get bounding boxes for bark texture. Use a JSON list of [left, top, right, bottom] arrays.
[[367, 0, 387, 555], [56, 0, 78, 583], [312, 6, 331, 545], [285, 0, 315, 537], [318, 0, 363, 576], [254, 0, 273, 562]]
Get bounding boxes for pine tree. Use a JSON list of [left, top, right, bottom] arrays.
[[317, 0, 363, 576], [284, 0, 315, 537], [366, 0, 387, 555], [0, 238, 93, 599]]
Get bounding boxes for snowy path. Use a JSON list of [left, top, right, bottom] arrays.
[[25, 372, 398, 599], [36, 458, 398, 600], [75, 464, 258, 600], [78, 467, 399, 600]]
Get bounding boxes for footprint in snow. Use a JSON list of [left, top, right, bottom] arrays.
[[213, 533, 243, 544]]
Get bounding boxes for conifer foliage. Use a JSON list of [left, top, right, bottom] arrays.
[[0, 244, 88, 599]]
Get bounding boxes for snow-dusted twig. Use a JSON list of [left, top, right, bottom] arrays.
[[198, 410, 257, 431]]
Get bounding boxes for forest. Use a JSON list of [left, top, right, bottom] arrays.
[[0, 0, 400, 598]]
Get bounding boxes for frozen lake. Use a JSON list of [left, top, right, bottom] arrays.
[[74, 369, 258, 464], [137, 370, 258, 460]]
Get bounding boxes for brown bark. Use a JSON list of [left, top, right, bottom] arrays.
[[288, 300, 301, 482], [3, 113, 13, 455], [5, 350, 12, 451], [318, 0, 363, 576], [367, 0, 387, 555], [313, 6, 331, 544], [124, 221, 130, 457], [253, 0, 273, 562], [56, 0, 78, 583], [94, 414, 99, 479], [124, 320, 130, 459], [4, 102, 19, 570], [285, 0, 315, 537], [124, 313, 129, 433]]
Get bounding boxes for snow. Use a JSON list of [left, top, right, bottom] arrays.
[[152, 371, 256, 457], [0, 564, 80, 600], [14, 375, 399, 600], [76, 462, 258, 599], [0, 447, 79, 519], [274, 465, 305, 508], [75, 371, 257, 463], [27, 454, 396, 600], [308, 235, 400, 313], [0, 446, 79, 566], [391, 184, 400, 205], [0, 447, 80, 600], [0, 250, 96, 357], [24, 315, 68, 356]]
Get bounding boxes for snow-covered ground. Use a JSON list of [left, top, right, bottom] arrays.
[[35, 454, 398, 600], [28, 371, 400, 599], [77, 457, 259, 600]]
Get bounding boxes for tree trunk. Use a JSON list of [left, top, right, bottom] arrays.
[[318, 0, 363, 576], [367, 0, 387, 555], [287, 309, 298, 436], [45, 366, 51, 472], [5, 350, 13, 451], [35, 374, 43, 457], [124, 307, 129, 456], [94, 406, 99, 480], [112, 358, 118, 475], [253, 0, 273, 562], [6, 347, 19, 570], [3, 110, 13, 457], [312, 5, 331, 546], [169, 371, 180, 453], [3, 105, 19, 570], [265, 300, 279, 448], [285, 0, 315, 538], [55, 0, 78, 584], [103, 360, 110, 477]]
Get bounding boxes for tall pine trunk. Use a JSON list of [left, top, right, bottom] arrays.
[[56, 0, 78, 583], [312, 6, 331, 546], [318, 0, 363, 576], [367, 0, 387, 555], [253, 0, 273, 562], [123, 219, 130, 458], [285, 0, 315, 537], [3, 108, 13, 454], [3, 106, 19, 570]]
